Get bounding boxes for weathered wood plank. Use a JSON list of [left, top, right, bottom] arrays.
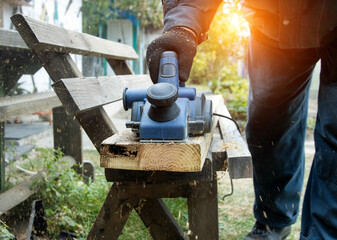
[[0, 29, 28, 49], [0, 92, 61, 121], [0, 29, 41, 94], [11, 14, 138, 60], [217, 104, 253, 179], [104, 157, 214, 183], [0, 173, 40, 214], [0, 122, 4, 193], [100, 95, 223, 172], [103, 128, 227, 183], [106, 59, 134, 75], [53, 75, 152, 115], [0, 156, 75, 214], [87, 184, 139, 240], [135, 199, 187, 240]]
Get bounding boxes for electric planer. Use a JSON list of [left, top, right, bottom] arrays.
[[123, 51, 213, 142]]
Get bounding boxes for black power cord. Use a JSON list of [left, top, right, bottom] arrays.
[[213, 112, 242, 201], [213, 112, 241, 134]]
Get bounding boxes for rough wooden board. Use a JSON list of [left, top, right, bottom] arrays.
[[0, 156, 75, 214], [53, 75, 152, 115], [0, 29, 28, 49], [135, 199, 187, 240], [187, 180, 218, 240], [217, 104, 253, 179], [103, 128, 227, 183], [100, 95, 223, 172], [11, 14, 138, 60], [106, 59, 134, 75], [0, 92, 61, 121], [87, 184, 139, 240]]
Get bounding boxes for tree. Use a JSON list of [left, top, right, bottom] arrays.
[[82, 0, 163, 36]]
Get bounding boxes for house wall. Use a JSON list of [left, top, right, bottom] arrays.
[[106, 19, 133, 76], [1, 0, 82, 93]]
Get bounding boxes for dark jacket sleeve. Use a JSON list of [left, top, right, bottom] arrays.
[[162, 0, 222, 42]]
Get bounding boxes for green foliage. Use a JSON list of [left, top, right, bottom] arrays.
[[115, 0, 163, 28], [82, 0, 163, 36], [0, 220, 15, 240], [24, 148, 111, 239], [307, 117, 316, 130]]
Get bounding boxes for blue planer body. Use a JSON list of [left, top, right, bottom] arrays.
[[123, 51, 212, 142]]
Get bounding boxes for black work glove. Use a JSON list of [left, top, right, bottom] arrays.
[[146, 27, 197, 83]]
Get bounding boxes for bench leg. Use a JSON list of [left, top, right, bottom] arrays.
[[0, 121, 4, 192], [188, 180, 219, 240], [87, 184, 139, 240], [53, 106, 82, 172], [135, 198, 187, 240]]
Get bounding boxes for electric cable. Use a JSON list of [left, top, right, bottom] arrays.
[[213, 112, 242, 200], [213, 112, 241, 134]]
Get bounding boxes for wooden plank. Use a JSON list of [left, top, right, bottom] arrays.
[[0, 29, 28, 49], [106, 59, 134, 75], [52, 75, 152, 115], [187, 180, 218, 240], [77, 107, 118, 151], [0, 1, 3, 28], [0, 33, 41, 94], [11, 14, 138, 60], [217, 104, 253, 179], [135, 199, 187, 240], [4, 0, 32, 6], [100, 95, 223, 172], [87, 184, 139, 240], [0, 122, 4, 193], [103, 129, 227, 183], [0, 156, 75, 214], [115, 182, 190, 199], [0, 174, 39, 214], [0, 92, 61, 121], [104, 157, 215, 184], [53, 106, 82, 170]]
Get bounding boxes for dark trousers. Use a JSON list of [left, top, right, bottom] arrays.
[[246, 33, 337, 239]]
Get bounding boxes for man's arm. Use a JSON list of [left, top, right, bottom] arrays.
[[146, 0, 222, 83], [163, 0, 222, 44]]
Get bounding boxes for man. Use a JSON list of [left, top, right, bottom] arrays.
[[146, 0, 337, 239]]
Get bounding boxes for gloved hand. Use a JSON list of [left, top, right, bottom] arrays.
[[146, 27, 197, 83]]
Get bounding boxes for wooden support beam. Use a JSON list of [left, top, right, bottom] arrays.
[[87, 184, 139, 240], [0, 29, 28, 49], [187, 180, 218, 240], [0, 122, 4, 193], [0, 29, 41, 94], [52, 75, 152, 115], [0, 1, 3, 28], [0, 92, 61, 121], [135, 199, 187, 240], [11, 14, 138, 60], [217, 104, 252, 179], [0, 156, 75, 214], [106, 59, 134, 75], [100, 95, 223, 172]]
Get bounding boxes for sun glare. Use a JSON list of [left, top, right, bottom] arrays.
[[221, 2, 250, 37]]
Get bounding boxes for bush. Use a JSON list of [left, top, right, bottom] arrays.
[[24, 148, 111, 239]]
